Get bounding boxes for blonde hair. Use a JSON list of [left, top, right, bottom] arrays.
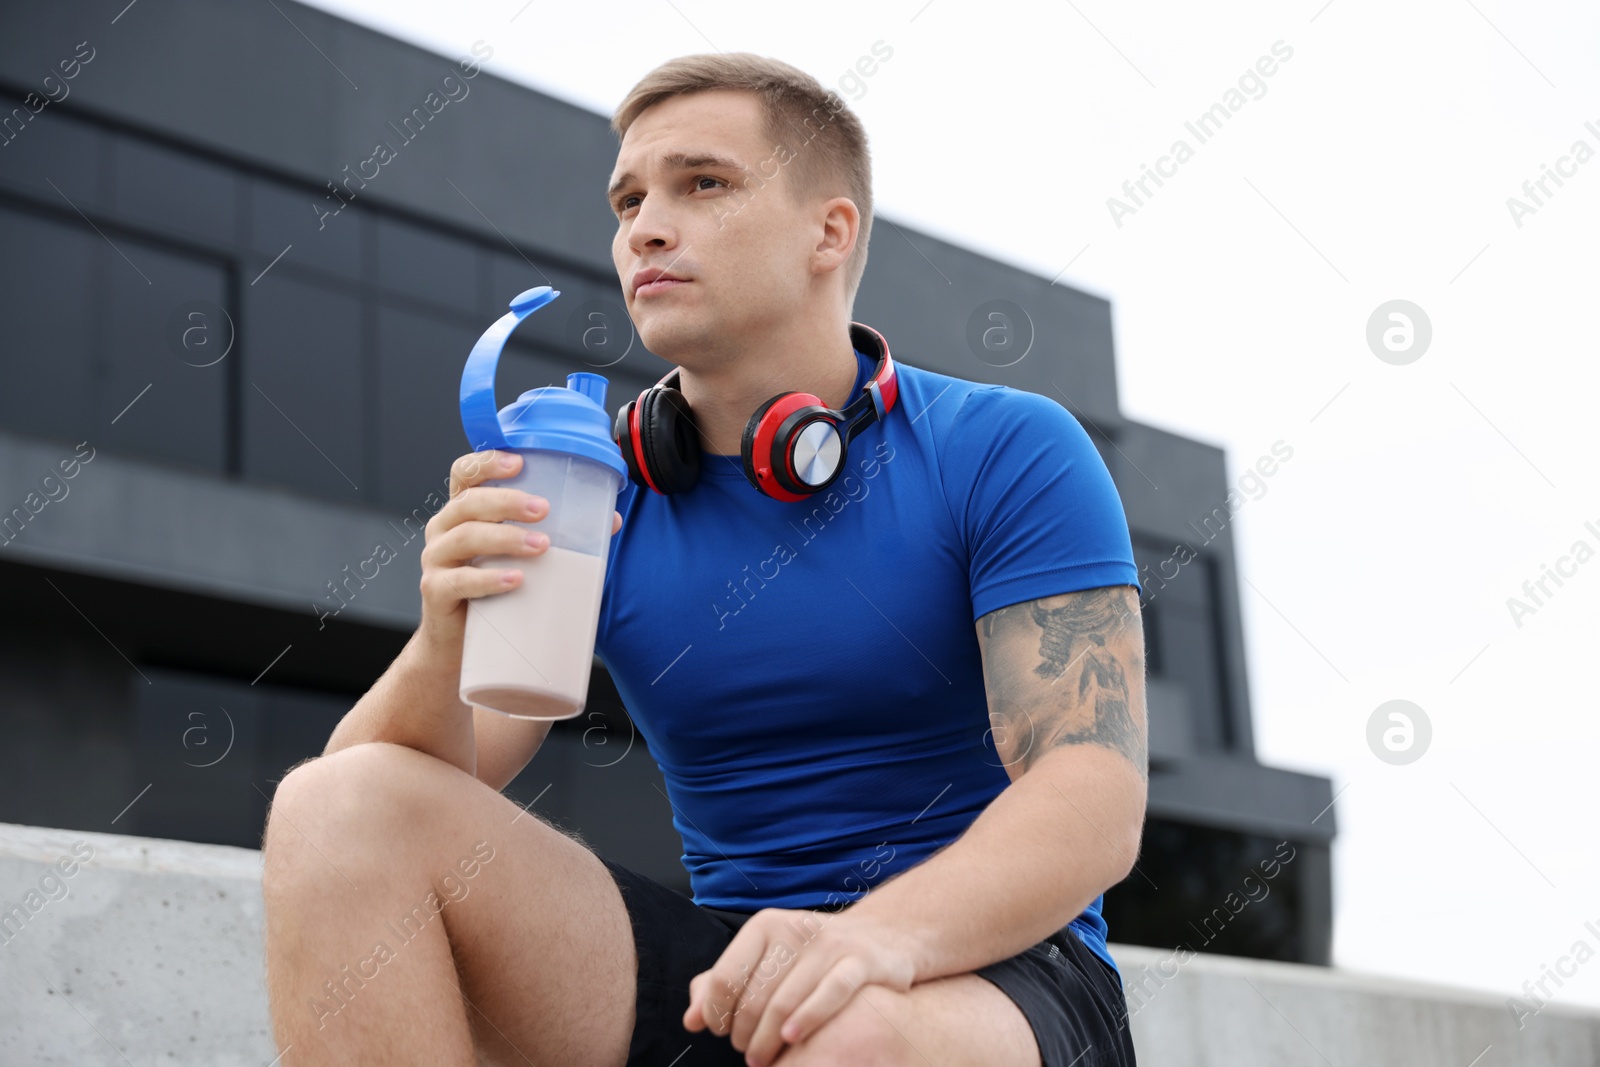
[[612, 53, 873, 307]]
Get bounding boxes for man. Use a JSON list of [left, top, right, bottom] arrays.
[[262, 53, 1147, 1067]]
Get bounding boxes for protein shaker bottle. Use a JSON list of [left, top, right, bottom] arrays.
[[456, 285, 626, 720]]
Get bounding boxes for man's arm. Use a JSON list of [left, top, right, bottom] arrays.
[[322, 595, 556, 790], [321, 448, 618, 786], [684, 583, 1150, 1063], [322, 624, 481, 774], [844, 582, 1149, 981]]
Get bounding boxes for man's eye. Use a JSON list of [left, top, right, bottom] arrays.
[[617, 177, 725, 215]]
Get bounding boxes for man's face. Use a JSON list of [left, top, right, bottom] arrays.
[[608, 90, 819, 358]]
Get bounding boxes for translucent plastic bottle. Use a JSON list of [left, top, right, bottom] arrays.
[[455, 286, 626, 720]]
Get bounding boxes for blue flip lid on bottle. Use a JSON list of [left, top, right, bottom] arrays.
[[459, 286, 627, 480]]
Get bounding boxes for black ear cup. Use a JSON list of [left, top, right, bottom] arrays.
[[637, 385, 701, 494]]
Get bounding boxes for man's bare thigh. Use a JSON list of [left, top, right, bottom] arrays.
[[274, 741, 638, 1067]]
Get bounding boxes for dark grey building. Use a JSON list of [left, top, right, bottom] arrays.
[[0, 1, 1334, 965]]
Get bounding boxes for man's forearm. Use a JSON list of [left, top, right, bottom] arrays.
[[323, 624, 476, 775], [845, 747, 1144, 983]]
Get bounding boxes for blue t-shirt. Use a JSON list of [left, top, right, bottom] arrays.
[[594, 343, 1141, 974]]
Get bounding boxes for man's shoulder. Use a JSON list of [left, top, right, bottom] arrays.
[[892, 359, 1081, 446]]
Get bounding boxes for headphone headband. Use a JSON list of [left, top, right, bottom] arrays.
[[616, 321, 899, 501], [649, 321, 896, 421]]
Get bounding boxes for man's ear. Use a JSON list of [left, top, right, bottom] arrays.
[[812, 196, 860, 278]]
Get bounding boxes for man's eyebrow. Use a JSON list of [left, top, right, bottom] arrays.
[[607, 150, 747, 205]]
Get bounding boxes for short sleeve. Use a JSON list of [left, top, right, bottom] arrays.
[[939, 385, 1141, 622]]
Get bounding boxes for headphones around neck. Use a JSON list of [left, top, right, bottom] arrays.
[[613, 321, 899, 502]]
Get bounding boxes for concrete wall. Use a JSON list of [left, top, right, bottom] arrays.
[[4, 822, 1594, 1066]]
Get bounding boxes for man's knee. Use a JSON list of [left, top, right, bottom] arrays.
[[782, 986, 917, 1067], [269, 742, 383, 818], [262, 742, 450, 861]]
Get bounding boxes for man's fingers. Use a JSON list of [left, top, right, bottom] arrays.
[[780, 961, 866, 1047], [683, 973, 702, 1030], [742, 948, 847, 1063], [710, 967, 750, 1037], [696, 932, 767, 1041], [450, 448, 518, 496], [422, 564, 519, 614], [731, 934, 816, 1053]]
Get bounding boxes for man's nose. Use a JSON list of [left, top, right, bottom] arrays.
[[628, 195, 677, 255]]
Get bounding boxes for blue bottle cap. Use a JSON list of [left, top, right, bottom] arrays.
[[459, 286, 627, 480]]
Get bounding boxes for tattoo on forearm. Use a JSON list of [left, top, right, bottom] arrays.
[[978, 587, 1148, 780]]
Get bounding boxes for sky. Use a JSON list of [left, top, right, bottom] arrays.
[[294, 0, 1600, 1014]]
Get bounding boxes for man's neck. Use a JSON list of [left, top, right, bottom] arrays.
[[674, 322, 860, 458]]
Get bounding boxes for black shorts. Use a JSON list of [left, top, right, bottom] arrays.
[[601, 856, 1137, 1066]]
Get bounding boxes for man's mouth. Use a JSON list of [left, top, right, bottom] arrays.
[[636, 277, 690, 297], [633, 266, 692, 297]]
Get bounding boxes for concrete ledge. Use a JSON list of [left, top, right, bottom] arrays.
[[1, 821, 271, 1065], [3, 821, 1596, 1065], [1113, 942, 1599, 1066]]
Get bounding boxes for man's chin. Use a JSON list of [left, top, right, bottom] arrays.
[[635, 306, 711, 359]]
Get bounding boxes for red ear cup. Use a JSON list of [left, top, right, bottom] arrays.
[[741, 392, 843, 502], [614, 399, 646, 487], [616, 384, 700, 494], [740, 393, 786, 491]]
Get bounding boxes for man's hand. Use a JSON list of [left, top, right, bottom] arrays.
[[419, 449, 622, 651], [683, 907, 920, 1066]]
